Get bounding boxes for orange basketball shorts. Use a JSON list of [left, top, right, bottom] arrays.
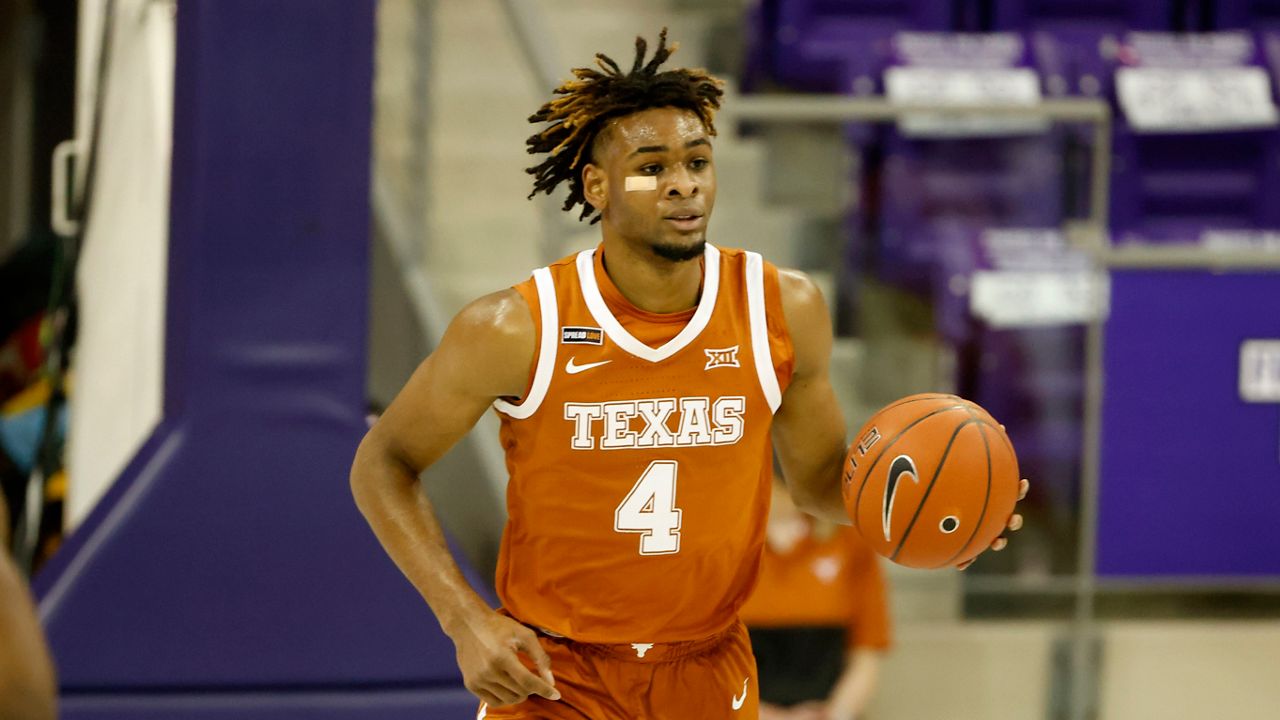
[[476, 620, 760, 720]]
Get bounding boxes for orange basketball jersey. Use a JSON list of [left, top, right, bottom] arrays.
[[738, 526, 892, 650], [493, 243, 794, 644]]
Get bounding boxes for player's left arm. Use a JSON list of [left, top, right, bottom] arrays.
[[771, 269, 852, 524], [771, 269, 1028, 563]]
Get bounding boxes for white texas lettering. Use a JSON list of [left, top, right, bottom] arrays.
[[635, 399, 678, 447], [712, 396, 745, 445], [564, 396, 748, 450], [676, 397, 714, 446], [601, 401, 639, 449], [564, 403, 604, 450]]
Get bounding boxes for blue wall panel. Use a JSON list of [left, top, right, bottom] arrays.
[[36, 0, 480, 707], [61, 689, 479, 720], [1097, 270, 1280, 576]]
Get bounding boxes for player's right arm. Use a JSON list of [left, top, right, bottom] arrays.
[[349, 288, 560, 708]]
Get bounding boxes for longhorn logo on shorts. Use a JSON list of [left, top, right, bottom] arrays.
[[631, 642, 654, 658], [883, 455, 919, 542]]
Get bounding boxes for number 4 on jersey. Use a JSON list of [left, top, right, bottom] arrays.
[[615, 460, 683, 555]]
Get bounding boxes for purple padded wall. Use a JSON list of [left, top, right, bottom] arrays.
[[35, 0, 481, 712], [1097, 271, 1280, 576], [59, 690, 480, 720]]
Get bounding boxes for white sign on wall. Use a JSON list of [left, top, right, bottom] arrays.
[[1117, 66, 1279, 132], [1240, 340, 1280, 403], [885, 67, 1045, 137], [969, 270, 1110, 328]]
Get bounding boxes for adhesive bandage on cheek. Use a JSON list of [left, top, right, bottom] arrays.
[[624, 176, 658, 192]]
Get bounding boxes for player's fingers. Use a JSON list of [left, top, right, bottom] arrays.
[[497, 666, 551, 706], [509, 627, 555, 696], [991, 537, 1009, 551], [466, 681, 515, 710], [1007, 514, 1024, 532], [469, 655, 526, 707], [956, 558, 976, 571], [1019, 478, 1030, 501], [487, 673, 528, 708], [511, 631, 560, 700], [500, 653, 560, 702]]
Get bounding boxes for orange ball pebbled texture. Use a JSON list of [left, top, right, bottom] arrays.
[[841, 393, 1020, 569]]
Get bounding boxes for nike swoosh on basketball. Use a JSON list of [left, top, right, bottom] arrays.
[[884, 454, 919, 542], [732, 677, 749, 710], [565, 357, 611, 374]]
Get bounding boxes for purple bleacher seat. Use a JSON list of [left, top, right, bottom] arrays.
[[1103, 32, 1280, 243], [872, 134, 1065, 292], [1266, 32, 1280, 106], [960, 322, 1085, 557], [843, 26, 1067, 296], [990, 0, 1169, 33], [962, 324, 1085, 542], [1110, 129, 1280, 243], [1215, 0, 1280, 31], [995, 1, 1170, 97], [741, 0, 779, 93], [771, 0, 954, 91], [839, 29, 1067, 331]]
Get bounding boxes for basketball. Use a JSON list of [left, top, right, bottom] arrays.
[[841, 393, 1020, 569]]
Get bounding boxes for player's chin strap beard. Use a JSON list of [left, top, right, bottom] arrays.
[[651, 238, 706, 263]]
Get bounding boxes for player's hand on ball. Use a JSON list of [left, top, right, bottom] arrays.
[[452, 609, 560, 707], [957, 477, 1029, 570]]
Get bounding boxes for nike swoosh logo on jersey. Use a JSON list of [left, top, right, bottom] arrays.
[[565, 357, 611, 375], [732, 677, 749, 710]]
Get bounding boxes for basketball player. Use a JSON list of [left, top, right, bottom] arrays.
[[0, 496, 58, 719], [350, 30, 1025, 719], [742, 480, 891, 720]]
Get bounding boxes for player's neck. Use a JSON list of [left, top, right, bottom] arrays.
[[598, 236, 704, 315]]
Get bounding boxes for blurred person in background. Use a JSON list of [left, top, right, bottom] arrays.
[[741, 480, 890, 720], [0, 494, 58, 720]]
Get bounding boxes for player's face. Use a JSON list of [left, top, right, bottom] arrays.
[[590, 108, 716, 262]]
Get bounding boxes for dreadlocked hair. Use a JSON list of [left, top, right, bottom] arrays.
[[525, 28, 725, 223]]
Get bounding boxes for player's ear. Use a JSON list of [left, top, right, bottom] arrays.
[[582, 163, 607, 213]]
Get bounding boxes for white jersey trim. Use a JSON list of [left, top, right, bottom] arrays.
[[745, 251, 782, 413], [576, 244, 721, 363], [494, 267, 557, 419]]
